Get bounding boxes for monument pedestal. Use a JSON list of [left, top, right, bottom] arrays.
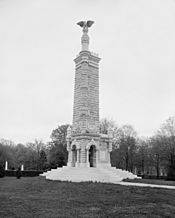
[[66, 133, 113, 169], [41, 166, 140, 183]]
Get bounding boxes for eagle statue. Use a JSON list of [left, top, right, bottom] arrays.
[[77, 20, 94, 32]]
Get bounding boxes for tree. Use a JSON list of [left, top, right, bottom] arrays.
[[0, 140, 16, 169], [25, 140, 46, 170], [157, 116, 175, 179], [48, 124, 70, 168], [39, 150, 47, 170], [0, 138, 48, 171], [110, 124, 137, 172], [50, 125, 69, 146], [100, 118, 116, 134], [135, 138, 150, 175], [149, 136, 164, 178], [0, 164, 5, 178], [100, 118, 120, 148], [118, 125, 137, 171]]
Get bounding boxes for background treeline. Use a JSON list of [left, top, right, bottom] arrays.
[[0, 116, 175, 180]]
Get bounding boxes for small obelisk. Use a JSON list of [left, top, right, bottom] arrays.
[[21, 164, 24, 171], [5, 161, 8, 170]]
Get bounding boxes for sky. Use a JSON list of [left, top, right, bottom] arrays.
[[0, 0, 175, 144]]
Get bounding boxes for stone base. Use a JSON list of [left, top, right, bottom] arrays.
[[68, 162, 90, 167], [96, 163, 111, 168], [40, 166, 141, 183]]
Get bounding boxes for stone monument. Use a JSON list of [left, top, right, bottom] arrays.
[[5, 161, 8, 170], [66, 20, 112, 168], [41, 21, 140, 183]]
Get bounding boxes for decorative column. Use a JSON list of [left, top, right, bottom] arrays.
[[96, 149, 99, 167], [107, 127, 113, 166], [76, 146, 80, 167], [67, 149, 72, 167], [86, 147, 90, 167], [66, 143, 72, 167]]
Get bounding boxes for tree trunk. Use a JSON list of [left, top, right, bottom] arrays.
[[156, 155, 160, 179]]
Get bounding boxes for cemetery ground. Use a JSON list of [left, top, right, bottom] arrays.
[[0, 177, 175, 218]]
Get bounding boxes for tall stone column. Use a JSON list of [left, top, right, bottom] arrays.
[[72, 21, 100, 135]]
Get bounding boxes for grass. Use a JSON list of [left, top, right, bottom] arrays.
[[123, 178, 175, 186], [0, 177, 175, 218]]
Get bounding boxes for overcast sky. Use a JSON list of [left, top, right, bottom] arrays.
[[0, 0, 175, 144]]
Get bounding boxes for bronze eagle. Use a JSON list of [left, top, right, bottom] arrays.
[[77, 20, 94, 28]]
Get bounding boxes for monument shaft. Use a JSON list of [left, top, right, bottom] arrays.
[[66, 21, 112, 168], [73, 51, 100, 134]]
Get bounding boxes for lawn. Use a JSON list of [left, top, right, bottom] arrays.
[[0, 177, 175, 218], [123, 178, 175, 186]]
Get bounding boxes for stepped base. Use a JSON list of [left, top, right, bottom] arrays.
[[40, 166, 140, 184]]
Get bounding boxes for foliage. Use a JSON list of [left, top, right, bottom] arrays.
[[5, 170, 45, 177], [157, 116, 175, 179], [110, 124, 137, 172], [0, 115, 175, 178], [50, 124, 69, 146], [0, 139, 47, 170], [100, 118, 116, 134], [16, 168, 22, 179], [39, 150, 48, 170], [48, 124, 69, 168], [0, 165, 5, 178], [134, 138, 151, 175], [0, 142, 15, 168]]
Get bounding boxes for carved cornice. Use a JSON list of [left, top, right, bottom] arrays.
[[71, 133, 100, 139], [74, 51, 101, 70]]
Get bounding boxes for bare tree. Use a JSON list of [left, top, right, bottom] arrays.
[[157, 116, 175, 166]]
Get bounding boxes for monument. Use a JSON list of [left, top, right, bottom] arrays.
[[41, 21, 139, 183], [5, 161, 8, 170], [66, 20, 113, 168]]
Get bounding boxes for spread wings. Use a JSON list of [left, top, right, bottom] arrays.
[[87, 20, 94, 27], [77, 21, 85, 27], [77, 20, 94, 28]]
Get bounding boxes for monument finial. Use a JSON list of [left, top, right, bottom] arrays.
[[77, 20, 94, 33], [77, 20, 94, 51]]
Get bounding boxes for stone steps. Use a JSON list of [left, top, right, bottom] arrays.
[[40, 166, 140, 183]]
